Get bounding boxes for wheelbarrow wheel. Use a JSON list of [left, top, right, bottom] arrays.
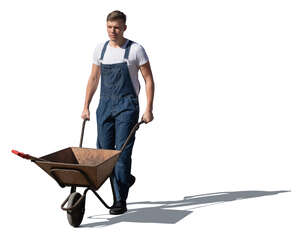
[[67, 192, 85, 227]]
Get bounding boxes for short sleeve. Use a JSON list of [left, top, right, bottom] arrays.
[[92, 44, 103, 66], [136, 44, 149, 66]]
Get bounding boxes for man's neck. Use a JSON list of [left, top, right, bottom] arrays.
[[109, 37, 127, 48]]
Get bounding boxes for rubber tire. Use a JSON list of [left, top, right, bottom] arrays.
[[67, 192, 85, 227]]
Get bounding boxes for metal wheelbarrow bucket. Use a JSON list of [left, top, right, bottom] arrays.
[[12, 119, 144, 227]]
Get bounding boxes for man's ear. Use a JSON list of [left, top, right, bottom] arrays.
[[124, 24, 127, 31]]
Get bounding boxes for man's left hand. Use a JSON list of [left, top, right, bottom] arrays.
[[142, 111, 154, 123]]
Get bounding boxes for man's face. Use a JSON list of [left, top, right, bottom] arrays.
[[106, 20, 127, 42]]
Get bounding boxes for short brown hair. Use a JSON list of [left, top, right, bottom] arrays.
[[107, 10, 126, 24]]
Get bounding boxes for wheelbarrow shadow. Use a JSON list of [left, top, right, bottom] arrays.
[[81, 190, 290, 228]]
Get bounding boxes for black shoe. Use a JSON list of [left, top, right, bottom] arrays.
[[129, 175, 136, 188], [109, 201, 127, 215]]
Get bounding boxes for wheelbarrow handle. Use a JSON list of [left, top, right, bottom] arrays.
[[120, 120, 145, 152], [11, 149, 47, 162], [79, 119, 88, 148], [79, 119, 145, 151]]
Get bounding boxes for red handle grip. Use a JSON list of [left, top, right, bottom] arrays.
[[11, 150, 31, 159]]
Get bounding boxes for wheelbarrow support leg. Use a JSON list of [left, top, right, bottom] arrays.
[[71, 186, 76, 194], [110, 175, 117, 204]]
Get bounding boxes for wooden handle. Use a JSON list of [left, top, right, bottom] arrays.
[[79, 119, 88, 148], [120, 120, 145, 152]]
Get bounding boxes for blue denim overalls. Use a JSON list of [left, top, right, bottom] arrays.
[[96, 40, 139, 202]]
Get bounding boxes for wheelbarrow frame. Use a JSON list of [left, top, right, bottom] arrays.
[[12, 119, 144, 226]]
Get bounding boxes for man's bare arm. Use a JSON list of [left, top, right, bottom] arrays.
[[139, 61, 154, 123], [81, 64, 101, 120]]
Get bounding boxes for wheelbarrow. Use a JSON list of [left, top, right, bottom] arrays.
[[12, 119, 144, 227]]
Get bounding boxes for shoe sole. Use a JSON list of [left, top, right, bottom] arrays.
[[109, 208, 127, 215]]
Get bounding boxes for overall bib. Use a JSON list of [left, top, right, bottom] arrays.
[[96, 40, 139, 202]]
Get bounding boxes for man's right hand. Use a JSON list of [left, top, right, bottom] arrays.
[[81, 108, 90, 120]]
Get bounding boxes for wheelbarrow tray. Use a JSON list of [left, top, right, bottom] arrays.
[[36, 147, 121, 190]]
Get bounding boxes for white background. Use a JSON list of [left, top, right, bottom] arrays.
[[1, 0, 299, 237]]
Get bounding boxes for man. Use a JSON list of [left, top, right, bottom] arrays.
[[81, 10, 154, 215]]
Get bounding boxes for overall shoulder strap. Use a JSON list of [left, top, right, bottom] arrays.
[[100, 41, 109, 61], [124, 40, 133, 60]]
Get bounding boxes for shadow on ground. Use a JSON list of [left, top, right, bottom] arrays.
[[81, 190, 290, 228]]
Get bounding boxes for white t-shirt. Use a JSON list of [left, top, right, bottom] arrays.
[[92, 39, 149, 96]]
